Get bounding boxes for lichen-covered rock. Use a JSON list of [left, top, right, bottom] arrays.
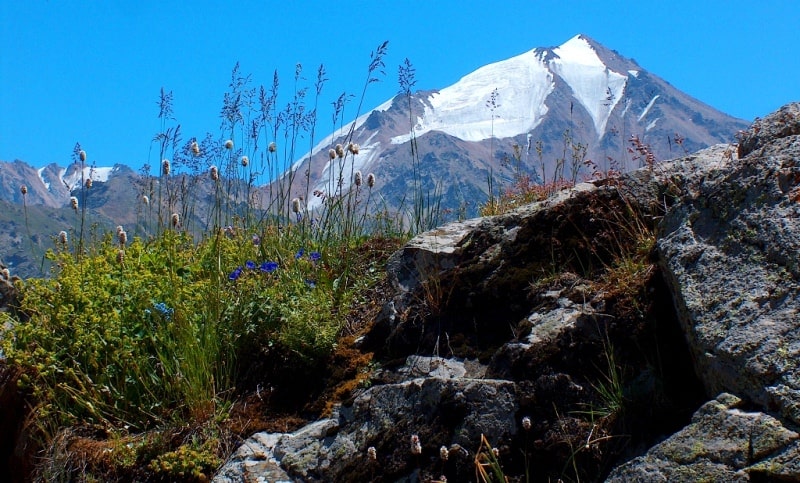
[[656, 104, 800, 423], [737, 102, 800, 158], [606, 393, 800, 482]]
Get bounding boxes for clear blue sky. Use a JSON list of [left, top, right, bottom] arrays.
[[2, 0, 797, 171]]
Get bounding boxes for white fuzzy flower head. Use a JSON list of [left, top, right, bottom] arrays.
[[354, 170, 363, 187], [20, 185, 27, 195], [116, 225, 124, 236], [367, 446, 377, 461], [191, 141, 200, 156], [335, 143, 345, 158], [328, 148, 336, 160], [522, 416, 531, 431], [224, 139, 234, 150], [118, 230, 127, 247], [58, 231, 68, 245], [268, 141, 277, 153], [162, 159, 171, 176], [410, 434, 422, 455], [171, 213, 180, 228], [79, 150, 87, 162], [70, 196, 78, 211], [348, 143, 360, 155], [209, 165, 219, 181], [142, 195, 150, 205], [240, 155, 249, 167], [291, 197, 301, 214], [367, 173, 376, 188], [85, 178, 92, 189]]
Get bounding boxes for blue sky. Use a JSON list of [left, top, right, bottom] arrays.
[[1, 0, 798, 171]]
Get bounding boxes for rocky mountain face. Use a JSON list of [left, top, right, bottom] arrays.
[[284, 34, 750, 220], [213, 103, 800, 481]]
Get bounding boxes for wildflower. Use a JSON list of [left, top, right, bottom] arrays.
[[241, 155, 249, 167], [191, 141, 200, 156], [153, 302, 174, 320], [440, 446, 449, 461], [492, 447, 500, 457], [252, 234, 261, 246], [229, 266, 243, 281], [305, 279, 316, 288], [328, 148, 336, 160], [295, 248, 305, 259], [310, 251, 321, 263], [85, 178, 92, 189], [291, 197, 301, 214], [171, 213, 180, 228], [335, 143, 345, 158], [142, 195, 150, 205], [116, 225, 124, 235], [79, 150, 87, 162], [410, 435, 422, 455], [58, 231, 68, 245], [245, 260, 256, 270], [20, 185, 27, 195], [367, 173, 376, 188], [118, 230, 127, 247], [348, 142, 360, 155], [224, 139, 234, 150], [260, 261, 278, 273], [354, 170, 363, 187], [367, 446, 377, 461], [116, 249, 125, 264], [162, 159, 171, 176], [209, 165, 219, 181], [268, 142, 277, 153], [522, 416, 531, 431], [70, 196, 78, 211]]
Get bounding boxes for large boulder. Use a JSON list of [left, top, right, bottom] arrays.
[[656, 102, 800, 423]]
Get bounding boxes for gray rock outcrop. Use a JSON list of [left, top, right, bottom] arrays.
[[215, 102, 800, 482]]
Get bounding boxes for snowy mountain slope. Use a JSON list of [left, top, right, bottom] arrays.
[[280, 34, 750, 220]]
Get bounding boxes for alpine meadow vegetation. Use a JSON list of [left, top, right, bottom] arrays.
[[0, 39, 672, 482]]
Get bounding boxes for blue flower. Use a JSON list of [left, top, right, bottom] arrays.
[[310, 251, 321, 263], [260, 261, 278, 273], [229, 266, 243, 281], [153, 302, 174, 320], [252, 235, 261, 246], [305, 279, 316, 288], [245, 260, 256, 270], [294, 248, 305, 259]]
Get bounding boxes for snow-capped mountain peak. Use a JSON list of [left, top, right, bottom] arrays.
[[550, 34, 627, 135], [278, 34, 749, 221]]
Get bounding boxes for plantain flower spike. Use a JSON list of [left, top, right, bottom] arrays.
[[240, 155, 249, 167], [20, 185, 27, 195], [268, 142, 277, 153], [58, 230, 68, 245], [85, 178, 92, 189], [191, 141, 200, 156], [142, 195, 150, 205], [328, 148, 336, 160], [70, 196, 78, 211], [367, 172, 376, 188], [224, 139, 234, 150], [354, 170, 363, 187], [209, 165, 219, 181], [335, 143, 345, 158], [171, 213, 180, 228], [79, 150, 87, 162], [162, 159, 171, 176]]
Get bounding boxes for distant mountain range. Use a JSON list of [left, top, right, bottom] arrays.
[[1, 34, 751, 278]]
